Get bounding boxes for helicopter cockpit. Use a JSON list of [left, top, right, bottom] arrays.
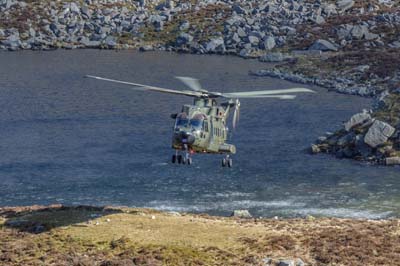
[[175, 113, 206, 131]]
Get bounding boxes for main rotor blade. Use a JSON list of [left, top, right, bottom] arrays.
[[233, 94, 297, 99], [85, 75, 202, 97], [175, 76, 207, 92], [221, 88, 315, 98]]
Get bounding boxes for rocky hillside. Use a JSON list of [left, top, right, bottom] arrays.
[[1, 0, 400, 164], [1, 205, 400, 266]]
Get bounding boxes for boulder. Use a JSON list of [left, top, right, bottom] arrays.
[[261, 36, 275, 50], [337, 132, 355, 146], [295, 258, 305, 266], [310, 144, 320, 154], [231, 210, 252, 218], [309, 39, 338, 52], [179, 20, 190, 31], [206, 37, 225, 53], [278, 260, 295, 266], [232, 4, 246, 15], [149, 15, 164, 31], [104, 36, 117, 48], [350, 25, 370, 40], [2, 34, 21, 50], [237, 27, 247, 38], [364, 120, 395, 148], [344, 112, 372, 131], [247, 35, 259, 45], [176, 32, 193, 46], [81, 6, 92, 18], [139, 45, 154, 52], [386, 157, 400, 166], [336, 0, 354, 12], [259, 52, 292, 63]]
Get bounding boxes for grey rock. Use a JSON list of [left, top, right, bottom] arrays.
[[309, 39, 338, 52], [176, 32, 193, 46], [81, 6, 92, 18], [310, 144, 320, 154], [80, 37, 100, 48], [386, 157, 400, 165], [356, 137, 373, 158], [344, 112, 372, 131], [322, 3, 337, 16], [247, 35, 259, 45], [239, 48, 253, 58], [364, 120, 396, 148], [149, 15, 164, 31], [2, 33, 21, 49], [354, 65, 370, 72], [295, 258, 305, 266], [206, 37, 225, 53], [231, 209, 252, 218], [337, 132, 355, 146], [314, 15, 326, 25], [388, 41, 400, 49], [336, 0, 355, 12], [232, 4, 246, 15], [259, 52, 291, 63], [232, 33, 240, 44], [237, 27, 247, 38], [261, 36, 275, 50], [278, 260, 295, 266], [262, 257, 272, 266], [179, 20, 190, 31], [350, 25, 370, 40], [139, 45, 154, 52], [138, 0, 146, 7]]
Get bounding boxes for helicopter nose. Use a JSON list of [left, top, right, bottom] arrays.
[[179, 131, 195, 145]]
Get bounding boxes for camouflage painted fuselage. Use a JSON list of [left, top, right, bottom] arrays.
[[171, 98, 236, 154]]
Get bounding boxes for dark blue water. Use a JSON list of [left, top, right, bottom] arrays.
[[0, 50, 399, 218]]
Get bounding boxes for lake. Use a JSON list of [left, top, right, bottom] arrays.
[[0, 50, 398, 219]]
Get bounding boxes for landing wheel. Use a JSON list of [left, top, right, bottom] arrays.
[[222, 158, 227, 167], [227, 158, 233, 168], [187, 157, 193, 165], [172, 155, 177, 164], [177, 155, 183, 164], [182, 156, 186, 164]]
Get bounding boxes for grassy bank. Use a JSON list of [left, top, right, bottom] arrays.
[[0, 205, 399, 266]]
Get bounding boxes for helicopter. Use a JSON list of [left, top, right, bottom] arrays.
[[85, 75, 315, 167]]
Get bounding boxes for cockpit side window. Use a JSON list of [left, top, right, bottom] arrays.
[[176, 118, 188, 127], [175, 113, 188, 129]]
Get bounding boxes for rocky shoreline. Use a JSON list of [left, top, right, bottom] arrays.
[[1, 204, 400, 266], [1, 0, 400, 165]]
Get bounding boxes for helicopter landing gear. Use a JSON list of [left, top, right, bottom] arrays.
[[222, 155, 233, 168], [172, 149, 192, 166]]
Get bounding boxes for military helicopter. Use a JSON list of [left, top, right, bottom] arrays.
[[86, 75, 314, 167]]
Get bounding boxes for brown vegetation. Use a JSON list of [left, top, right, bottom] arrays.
[[1, 205, 400, 266]]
